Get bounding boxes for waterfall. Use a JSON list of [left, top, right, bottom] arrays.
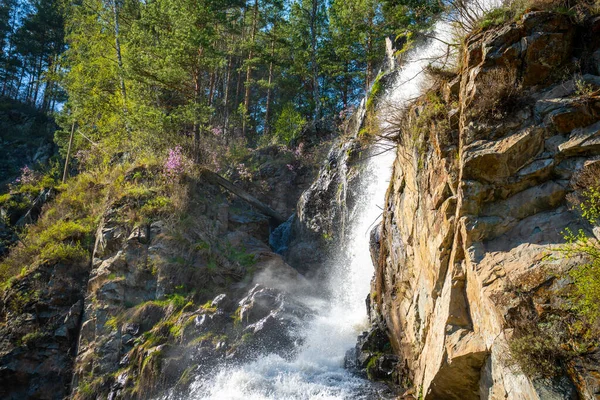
[[177, 8, 494, 399], [183, 144, 396, 400]]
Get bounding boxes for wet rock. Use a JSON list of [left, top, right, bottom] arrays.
[[347, 325, 402, 385]]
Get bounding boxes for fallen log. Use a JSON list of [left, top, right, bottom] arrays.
[[200, 169, 286, 225]]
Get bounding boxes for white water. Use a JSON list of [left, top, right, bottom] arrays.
[[183, 7, 499, 398], [186, 144, 396, 400]]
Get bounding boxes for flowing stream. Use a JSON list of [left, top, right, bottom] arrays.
[[181, 10, 490, 399]]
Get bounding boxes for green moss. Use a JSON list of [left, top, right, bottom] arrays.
[[105, 316, 120, 331], [241, 332, 253, 343], [189, 332, 216, 346], [201, 300, 217, 313], [366, 72, 385, 112], [232, 306, 242, 325], [169, 322, 183, 338], [194, 241, 210, 251], [153, 293, 188, 309], [365, 353, 381, 380], [227, 245, 256, 268], [176, 365, 196, 388]]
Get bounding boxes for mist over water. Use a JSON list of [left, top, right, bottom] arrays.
[[180, 7, 498, 398], [185, 141, 395, 400]]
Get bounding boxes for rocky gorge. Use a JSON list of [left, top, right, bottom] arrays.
[[1, 5, 600, 400]]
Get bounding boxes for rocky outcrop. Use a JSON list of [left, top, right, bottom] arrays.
[[0, 258, 88, 400], [68, 176, 313, 399], [372, 11, 600, 399], [285, 137, 365, 276], [0, 148, 318, 399]]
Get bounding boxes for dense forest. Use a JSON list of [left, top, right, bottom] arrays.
[[0, 0, 442, 164]]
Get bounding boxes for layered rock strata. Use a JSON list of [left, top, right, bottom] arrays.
[[372, 12, 600, 399]]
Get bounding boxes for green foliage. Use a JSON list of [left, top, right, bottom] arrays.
[[0, 158, 178, 284], [0, 193, 30, 217], [557, 186, 600, 325], [575, 77, 598, 97], [366, 72, 385, 111], [381, 0, 443, 44], [19, 330, 47, 346], [153, 293, 189, 310], [478, 6, 514, 29], [226, 245, 256, 268], [39, 242, 88, 263], [140, 196, 173, 219], [272, 104, 306, 147], [105, 316, 120, 331]]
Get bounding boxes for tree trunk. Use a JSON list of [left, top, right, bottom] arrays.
[[111, 0, 129, 131], [15, 66, 25, 100], [365, 6, 375, 92], [62, 119, 76, 183], [193, 66, 201, 163], [242, 0, 259, 138], [33, 48, 46, 107], [200, 168, 286, 224], [208, 70, 216, 107], [223, 53, 232, 139], [343, 62, 349, 110], [310, 0, 320, 121], [264, 33, 276, 137], [42, 54, 59, 112]]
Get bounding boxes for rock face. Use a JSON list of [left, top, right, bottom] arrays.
[[0, 157, 316, 399], [0, 259, 88, 400], [372, 12, 600, 399], [286, 137, 365, 276], [68, 178, 313, 399]]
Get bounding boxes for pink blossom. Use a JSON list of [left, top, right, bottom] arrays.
[[211, 126, 224, 136], [294, 142, 305, 157], [14, 165, 36, 185], [163, 146, 189, 179], [237, 163, 253, 181]]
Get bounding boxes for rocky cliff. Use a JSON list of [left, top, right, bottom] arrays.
[[0, 146, 318, 399], [371, 11, 600, 399]]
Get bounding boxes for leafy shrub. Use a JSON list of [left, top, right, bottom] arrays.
[[508, 316, 573, 377], [272, 103, 306, 147], [559, 185, 600, 326], [509, 182, 600, 377], [140, 196, 172, 218], [20, 330, 47, 346], [479, 6, 514, 29], [40, 242, 89, 263]]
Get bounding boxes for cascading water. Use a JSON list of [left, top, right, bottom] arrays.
[[179, 9, 493, 399], [183, 142, 396, 400]]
